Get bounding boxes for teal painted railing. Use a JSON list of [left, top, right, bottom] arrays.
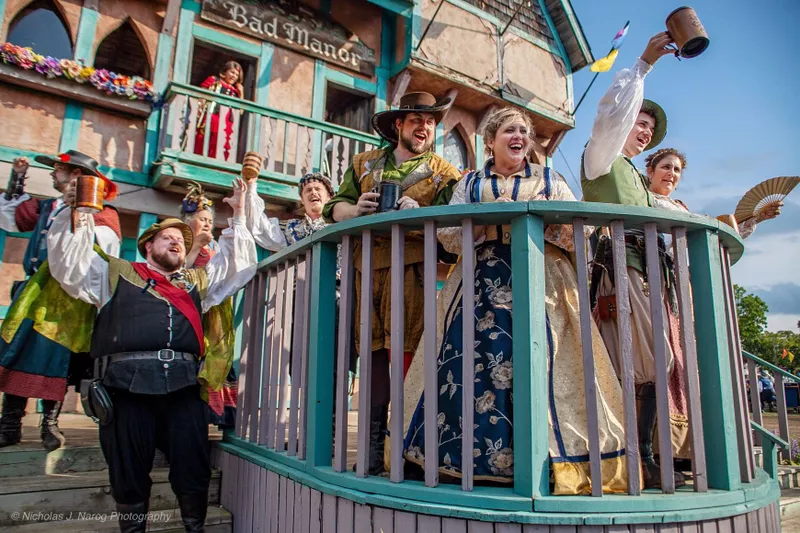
[[743, 349, 800, 461], [221, 202, 781, 522], [156, 82, 382, 197]]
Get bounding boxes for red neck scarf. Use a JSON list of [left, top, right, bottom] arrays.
[[130, 263, 205, 357]]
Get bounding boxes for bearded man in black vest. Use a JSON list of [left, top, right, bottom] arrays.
[[47, 178, 257, 533]]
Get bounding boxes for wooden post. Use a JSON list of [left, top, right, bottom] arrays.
[[305, 241, 338, 469], [687, 229, 741, 491], [510, 214, 548, 498]]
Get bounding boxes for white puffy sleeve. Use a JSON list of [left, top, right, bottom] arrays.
[[245, 186, 287, 251], [739, 218, 758, 240], [46, 208, 111, 308], [543, 171, 578, 252], [202, 215, 258, 312], [437, 176, 477, 255], [94, 226, 121, 257], [0, 194, 31, 232], [583, 59, 652, 181]]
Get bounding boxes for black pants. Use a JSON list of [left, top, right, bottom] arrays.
[[99, 385, 211, 504]]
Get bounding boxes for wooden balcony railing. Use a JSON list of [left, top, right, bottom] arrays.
[[222, 201, 778, 518], [157, 82, 382, 193]]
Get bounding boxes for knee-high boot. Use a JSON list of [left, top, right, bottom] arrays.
[[177, 491, 208, 532], [0, 393, 26, 447], [116, 501, 149, 533], [637, 382, 685, 489], [40, 399, 66, 451]]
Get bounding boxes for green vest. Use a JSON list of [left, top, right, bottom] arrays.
[[581, 153, 652, 275], [581, 153, 652, 207]]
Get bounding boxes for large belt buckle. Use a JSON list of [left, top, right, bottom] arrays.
[[157, 349, 176, 362]]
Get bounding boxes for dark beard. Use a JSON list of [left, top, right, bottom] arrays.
[[150, 249, 183, 272], [399, 131, 433, 155]]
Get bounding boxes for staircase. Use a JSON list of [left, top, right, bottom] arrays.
[[0, 413, 232, 532]]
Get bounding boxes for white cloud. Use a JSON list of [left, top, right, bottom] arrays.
[[767, 314, 800, 333]]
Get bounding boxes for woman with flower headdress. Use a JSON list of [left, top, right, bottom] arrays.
[[193, 60, 244, 160], [400, 108, 627, 494], [181, 182, 217, 269], [180, 182, 238, 429]]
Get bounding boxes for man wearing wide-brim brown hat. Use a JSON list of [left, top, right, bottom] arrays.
[[322, 91, 463, 475]]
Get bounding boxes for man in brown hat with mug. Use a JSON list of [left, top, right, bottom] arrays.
[[323, 92, 462, 474], [0, 150, 121, 451], [46, 178, 256, 532], [581, 33, 686, 490]]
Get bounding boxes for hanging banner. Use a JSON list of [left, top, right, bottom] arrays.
[[201, 0, 377, 76]]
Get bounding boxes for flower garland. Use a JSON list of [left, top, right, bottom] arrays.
[[0, 42, 162, 105]]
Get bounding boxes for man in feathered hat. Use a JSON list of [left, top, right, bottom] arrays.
[[322, 92, 463, 474], [0, 150, 121, 451], [47, 177, 256, 533], [581, 33, 684, 489]]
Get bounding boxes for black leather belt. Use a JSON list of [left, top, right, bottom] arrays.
[[108, 350, 196, 364]]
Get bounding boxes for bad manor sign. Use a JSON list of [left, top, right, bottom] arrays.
[[201, 0, 376, 76]]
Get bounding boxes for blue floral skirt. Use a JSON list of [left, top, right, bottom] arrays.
[[404, 242, 516, 481]]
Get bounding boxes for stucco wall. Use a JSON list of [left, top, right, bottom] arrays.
[[0, 85, 65, 153], [267, 47, 315, 117], [417, 1, 499, 86], [1, 0, 82, 44], [503, 35, 569, 113], [77, 107, 146, 172]]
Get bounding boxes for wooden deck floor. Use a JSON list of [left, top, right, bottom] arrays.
[[16, 412, 364, 466]]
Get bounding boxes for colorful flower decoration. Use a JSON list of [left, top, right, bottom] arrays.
[[0, 42, 162, 106]]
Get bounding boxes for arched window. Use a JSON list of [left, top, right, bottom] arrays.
[[444, 128, 470, 172], [7, 0, 72, 58], [94, 20, 150, 78]]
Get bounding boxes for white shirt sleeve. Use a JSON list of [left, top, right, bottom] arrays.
[[739, 218, 758, 240], [202, 215, 258, 313], [583, 59, 653, 181], [46, 207, 112, 308], [0, 194, 31, 232], [245, 185, 287, 251], [94, 226, 121, 257]]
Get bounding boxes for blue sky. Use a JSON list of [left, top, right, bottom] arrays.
[[555, 0, 800, 332]]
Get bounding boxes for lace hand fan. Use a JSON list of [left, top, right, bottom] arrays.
[[734, 176, 800, 223]]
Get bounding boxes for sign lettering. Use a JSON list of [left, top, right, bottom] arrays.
[[201, 0, 376, 76]]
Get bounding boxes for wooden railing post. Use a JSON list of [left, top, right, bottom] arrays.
[[305, 241, 338, 469], [510, 213, 548, 498], [687, 229, 741, 491]]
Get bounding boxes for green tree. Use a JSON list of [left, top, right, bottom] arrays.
[[734, 284, 769, 355], [762, 330, 800, 372]]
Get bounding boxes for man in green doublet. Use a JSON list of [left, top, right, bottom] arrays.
[[581, 32, 685, 490]]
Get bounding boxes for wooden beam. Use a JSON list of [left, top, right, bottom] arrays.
[[546, 129, 567, 156], [441, 88, 459, 119], [390, 70, 412, 108], [476, 104, 500, 134], [162, 0, 182, 35]]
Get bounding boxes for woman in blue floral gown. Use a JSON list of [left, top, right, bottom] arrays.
[[400, 108, 629, 494]]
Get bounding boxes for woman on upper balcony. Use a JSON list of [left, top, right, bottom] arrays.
[[193, 60, 244, 161], [644, 148, 782, 463], [399, 107, 628, 494]]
